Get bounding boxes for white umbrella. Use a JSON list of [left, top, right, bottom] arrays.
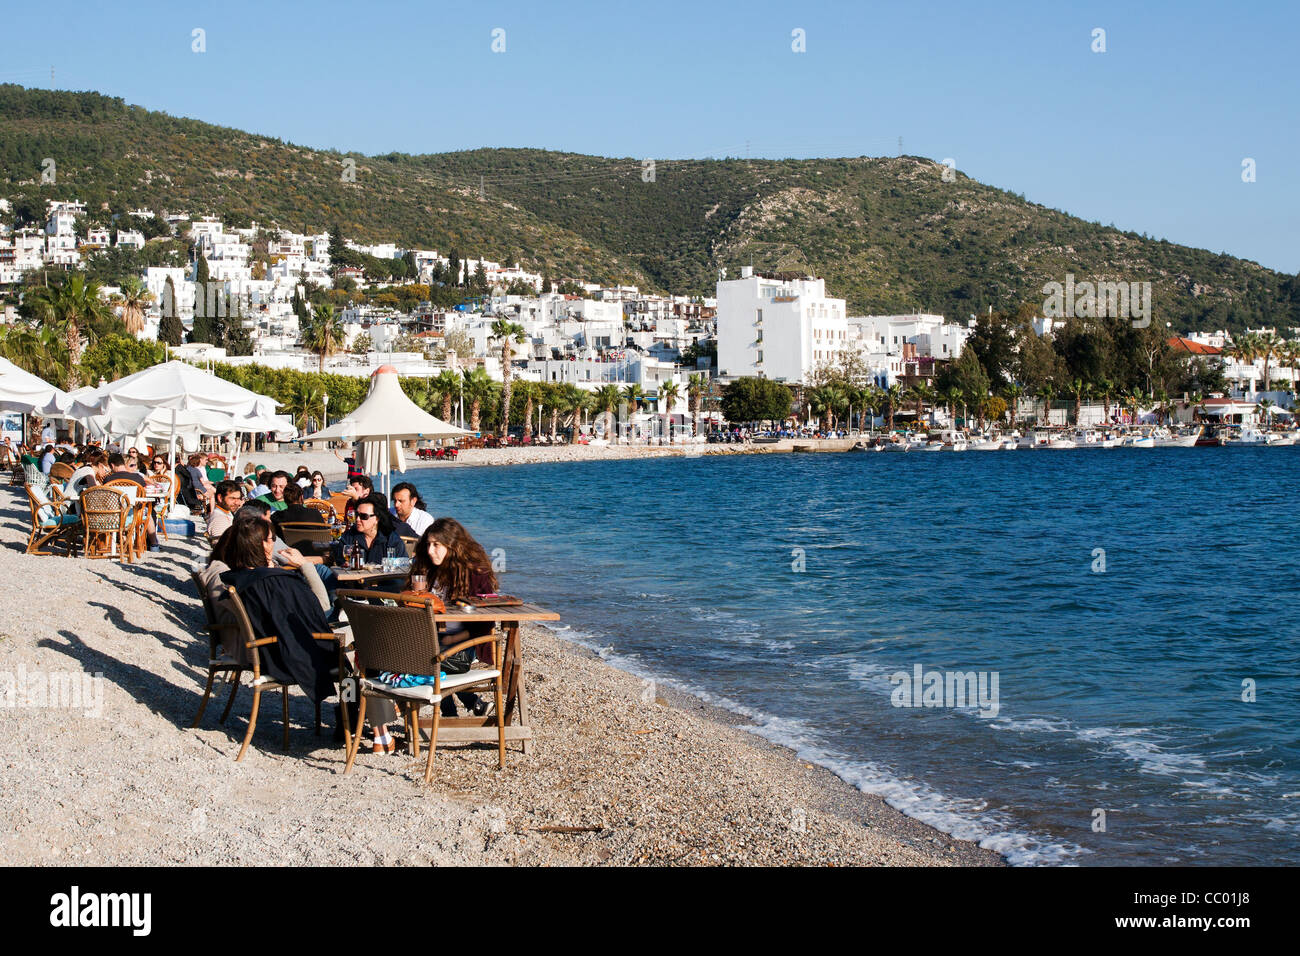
[[297, 365, 467, 495], [0, 357, 71, 417], [69, 360, 280, 470]]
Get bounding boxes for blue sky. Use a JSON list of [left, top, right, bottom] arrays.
[[4, 0, 1296, 273]]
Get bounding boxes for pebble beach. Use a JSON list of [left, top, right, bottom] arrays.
[[0, 476, 1002, 867]]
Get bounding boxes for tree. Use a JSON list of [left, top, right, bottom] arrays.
[[158, 277, 185, 347], [1003, 383, 1023, 427], [351, 333, 373, 354], [541, 269, 552, 294], [490, 318, 527, 437], [659, 380, 681, 442], [884, 383, 905, 432], [79, 334, 166, 385], [302, 304, 344, 372], [720, 377, 792, 425], [516, 380, 538, 440], [432, 369, 460, 423], [595, 384, 623, 438], [461, 366, 494, 433], [223, 317, 253, 357], [114, 276, 152, 336], [27, 274, 114, 389], [438, 328, 475, 364], [687, 373, 708, 436]]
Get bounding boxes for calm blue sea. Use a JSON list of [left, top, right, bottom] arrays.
[[408, 448, 1300, 865]]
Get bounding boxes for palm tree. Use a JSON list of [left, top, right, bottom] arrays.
[[595, 384, 623, 439], [461, 366, 494, 433], [884, 383, 905, 433], [1256, 331, 1282, 392], [29, 274, 113, 389], [1068, 378, 1086, 425], [1095, 378, 1115, 423], [858, 386, 883, 435], [1122, 389, 1144, 425], [659, 380, 681, 442], [1035, 384, 1055, 425], [687, 373, 708, 437], [1256, 398, 1276, 427], [516, 379, 538, 442], [942, 385, 963, 433], [621, 383, 644, 442], [302, 304, 344, 373], [910, 382, 935, 429], [114, 276, 153, 336], [1186, 390, 1205, 423], [432, 369, 460, 423], [286, 380, 323, 434], [807, 386, 833, 432], [491, 318, 527, 437], [1003, 383, 1023, 428]]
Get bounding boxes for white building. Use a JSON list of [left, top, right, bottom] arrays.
[[716, 268, 848, 383]]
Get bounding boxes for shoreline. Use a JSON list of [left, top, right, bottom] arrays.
[[0, 484, 1003, 866]]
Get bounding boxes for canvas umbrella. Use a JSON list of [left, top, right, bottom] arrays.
[[68, 360, 280, 470], [0, 356, 73, 416], [297, 365, 467, 496]]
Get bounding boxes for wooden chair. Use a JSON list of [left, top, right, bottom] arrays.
[[337, 591, 504, 784], [49, 461, 75, 482], [25, 484, 81, 555], [103, 478, 146, 558], [79, 486, 132, 562], [151, 474, 174, 541], [189, 570, 247, 730]]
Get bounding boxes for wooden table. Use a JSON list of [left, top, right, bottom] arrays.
[[418, 603, 560, 755]]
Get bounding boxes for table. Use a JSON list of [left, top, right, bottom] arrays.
[[417, 603, 560, 755], [333, 567, 408, 586]]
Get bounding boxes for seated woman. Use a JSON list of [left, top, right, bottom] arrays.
[[66, 448, 110, 508], [210, 513, 340, 711], [406, 517, 498, 719], [305, 470, 329, 501]]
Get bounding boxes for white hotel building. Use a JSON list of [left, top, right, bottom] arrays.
[[717, 268, 849, 383]]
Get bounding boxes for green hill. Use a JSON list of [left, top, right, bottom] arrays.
[[2, 85, 1296, 333]]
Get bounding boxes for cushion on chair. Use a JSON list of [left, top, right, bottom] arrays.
[[359, 669, 501, 704]]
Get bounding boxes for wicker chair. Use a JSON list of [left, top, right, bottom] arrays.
[[49, 461, 76, 482], [336, 591, 504, 784], [80, 486, 132, 562], [304, 499, 336, 523], [328, 492, 352, 519], [25, 484, 81, 555], [277, 521, 334, 552], [103, 478, 146, 559]]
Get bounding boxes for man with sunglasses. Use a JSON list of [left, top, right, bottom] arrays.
[[330, 494, 406, 568]]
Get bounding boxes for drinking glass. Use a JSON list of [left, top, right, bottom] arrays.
[[411, 573, 427, 593]]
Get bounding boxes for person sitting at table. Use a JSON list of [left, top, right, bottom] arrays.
[[331, 493, 405, 568], [66, 448, 110, 510], [337, 473, 372, 523], [207, 479, 246, 544], [391, 481, 433, 536], [406, 517, 497, 719], [256, 470, 291, 511], [248, 464, 270, 498], [40, 444, 56, 474], [271, 481, 329, 536], [294, 465, 312, 488], [209, 514, 342, 726], [107, 452, 161, 551], [305, 470, 329, 501]]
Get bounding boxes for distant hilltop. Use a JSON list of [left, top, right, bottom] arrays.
[[1, 85, 1297, 334]]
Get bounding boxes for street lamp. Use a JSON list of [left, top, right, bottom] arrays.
[[323, 392, 329, 429]]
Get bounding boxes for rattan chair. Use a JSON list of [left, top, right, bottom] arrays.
[[49, 461, 75, 482], [328, 492, 352, 518], [25, 484, 81, 555], [79, 486, 132, 562], [103, 477, 145, 559], [336, 591, 504, 784], [304, 499, 336, 523]]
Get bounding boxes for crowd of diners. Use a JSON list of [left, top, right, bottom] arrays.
[[198, 461, 498, 756]]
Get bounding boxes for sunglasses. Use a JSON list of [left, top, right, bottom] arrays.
[[356, 511, 376, 520]]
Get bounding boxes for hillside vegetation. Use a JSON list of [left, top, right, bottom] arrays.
[[3, 85, 1297, 333]]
